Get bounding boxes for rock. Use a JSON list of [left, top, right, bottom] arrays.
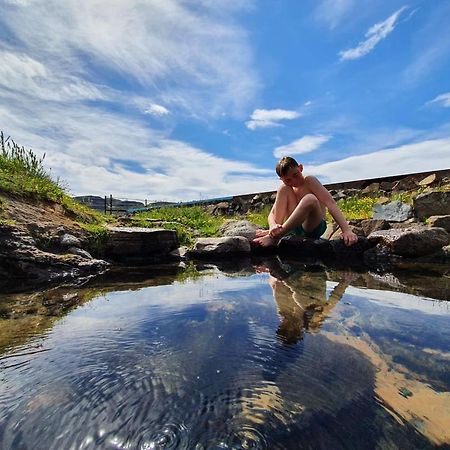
[[392, 177, 418, 192], [360, 219, 390, 236], [169, 246, 189, 261], [277, 236, 334, 259], [329, 237, 372, 258], [418, 173, 436, 186], [251, 194, 261, 204], [372, 200, 413, 222], [220, 220, 259, 240], [414, 191, 450, 219], [190, 236, 251, 257], [379, 181, 395, 191], [270, 193, 277, 202], [0, 226, 109, 292], [377, 196, 391, 205], [367, 227, 449, 257], [428, 215, 450, 232], [67, 247, 93, 259], [105, 227, 178, 262], [388, 219, 419, 230], [330, 225, 365, 240], [361, 182, 380, 194], [59, 233, 81, 247], [212, 202, 230, 215]]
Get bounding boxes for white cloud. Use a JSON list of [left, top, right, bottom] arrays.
[[144, 104, 170, 117], [307, 138, 450, 184], [339, 6, 407, 60], [246, 108, 301, 130], [314, 0, 355, 29], [0, 0, 259, 117], [273, 135, 330, 158], [428, 92, 450, 108], [0, 0, 271, 201]]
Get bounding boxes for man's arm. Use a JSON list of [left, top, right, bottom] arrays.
[[306, 176, 358, 246]]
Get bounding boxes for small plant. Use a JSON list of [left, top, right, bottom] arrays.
[[78, 223, 110, 256]]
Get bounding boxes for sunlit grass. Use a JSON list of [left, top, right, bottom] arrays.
[[134, 206, 226, 246], [0, 131, 108, 225]]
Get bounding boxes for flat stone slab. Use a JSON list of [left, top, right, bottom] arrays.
[[105, 227, 178, 260]]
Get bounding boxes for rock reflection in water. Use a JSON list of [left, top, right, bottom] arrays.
[[0, 258, 449, 449]]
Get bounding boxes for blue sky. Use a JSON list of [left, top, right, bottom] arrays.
[[1, 0, 449, 201]]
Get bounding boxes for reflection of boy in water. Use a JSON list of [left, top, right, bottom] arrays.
[[260, 259, 352, 345]]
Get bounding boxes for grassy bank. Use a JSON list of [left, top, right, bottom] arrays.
[[0, 132, 105, 225]]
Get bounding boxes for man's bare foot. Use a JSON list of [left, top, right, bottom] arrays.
[[253, 234, 278, 248], [255, 229, 269, 238]]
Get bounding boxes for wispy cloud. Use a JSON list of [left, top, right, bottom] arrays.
[[428, 93, 450, 108], [274, 135, 330, 158], [144, 104, 170, 117], [0, 0, 272, 200], [339, 6, 407, 61], [1, 0, 259, 118], [246, 108, 301, 130], [314, 0, 355, 30]]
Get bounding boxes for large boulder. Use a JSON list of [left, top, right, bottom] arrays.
[[372, 200, 413, 222], [105, 227, 178, 262], [367, 227, 449, 257], [220, 220, 259, 240], [0, 225, 109, 292], [414, 191, 450, 219], [190, 236, 251, 257]]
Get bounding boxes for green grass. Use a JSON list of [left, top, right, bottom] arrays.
[[133, 206, 226, 246], [246, 204, 271, 228], [0, 131, 108, 225], [0, 131, 66, 202], [333, 196, 380, 221]]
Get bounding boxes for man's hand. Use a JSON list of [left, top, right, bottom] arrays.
[[341, 230, 358, 246]]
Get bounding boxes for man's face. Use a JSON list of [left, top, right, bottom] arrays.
[[280, 165, 303, 187]]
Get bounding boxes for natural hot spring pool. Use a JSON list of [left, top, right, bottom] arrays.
[[1, 259, 449, 449]]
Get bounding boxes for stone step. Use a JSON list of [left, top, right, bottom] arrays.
[[105, 227, 178, 262]]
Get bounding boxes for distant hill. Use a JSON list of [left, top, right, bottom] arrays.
[[73, 195, 144, 213]]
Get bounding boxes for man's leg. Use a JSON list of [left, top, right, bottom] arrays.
[[280, 194, 323, 235], [255, 185, 297, 238], [254, 186, 298, 246]]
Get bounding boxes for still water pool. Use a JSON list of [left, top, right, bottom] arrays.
[[1, 259, 449, 449]]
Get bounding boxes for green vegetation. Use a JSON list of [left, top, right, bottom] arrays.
[[0, 131, 107, 224], [246, 205, 271, 228], [0, 131, 66, 202], [334, 196, 380, 220], [133, 206, 226, 246], [78, 223, 111, 256]]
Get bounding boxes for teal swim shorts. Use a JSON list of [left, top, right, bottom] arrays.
[[292, 219, 327, 239]]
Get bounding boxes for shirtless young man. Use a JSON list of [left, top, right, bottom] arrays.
[[253, 156, 358, 247]]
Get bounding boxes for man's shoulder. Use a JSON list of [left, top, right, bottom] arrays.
[[304, 175, 321, 184]]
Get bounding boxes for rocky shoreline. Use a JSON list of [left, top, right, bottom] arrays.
[[1, 171, 449, 293]]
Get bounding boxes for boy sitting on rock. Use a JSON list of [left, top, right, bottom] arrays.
[[253, 156, 358, 247]]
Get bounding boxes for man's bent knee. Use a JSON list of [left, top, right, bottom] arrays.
[[299, 193, 320, 209]]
